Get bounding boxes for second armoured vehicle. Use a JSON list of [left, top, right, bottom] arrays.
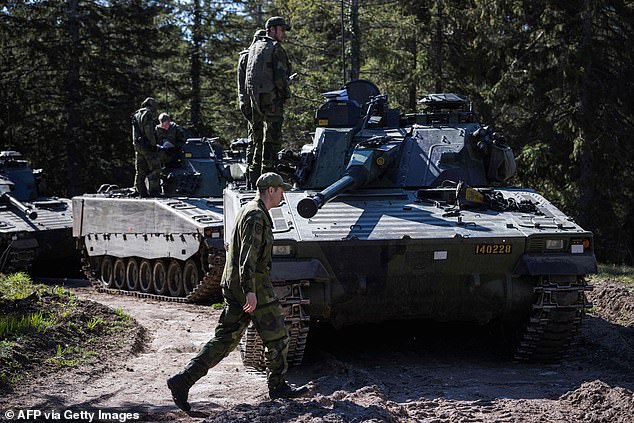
[[224, 81, 596, 367], [73, 137, 246, 302], [0, 150, 74, 273]]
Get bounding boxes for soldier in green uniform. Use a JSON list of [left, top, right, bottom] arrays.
[[167, 173, 308, 411], [155, 112, 187, 167], [238, 29, 266, 188], [132, 97, 161, 197], [245, 17, 292, 186]]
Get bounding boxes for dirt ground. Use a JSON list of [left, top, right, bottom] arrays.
[[1, 277, 633, 423]]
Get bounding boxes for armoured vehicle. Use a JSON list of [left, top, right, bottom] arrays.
[[73, 137, 246, 302], [0, 151, 74, 273], [224, 81, 596, 366]]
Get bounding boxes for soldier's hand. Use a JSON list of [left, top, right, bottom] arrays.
[[243, 292, 257, 313]]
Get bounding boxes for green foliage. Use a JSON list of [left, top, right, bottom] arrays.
[[87, 317, 105, 331], [591, 264, 634, 287], [1, 0, 634, 263], [114, 308, 131, 323], [47, 344, 82, 367], [0, 312, 54, 338], [0, 273, 36, 300]]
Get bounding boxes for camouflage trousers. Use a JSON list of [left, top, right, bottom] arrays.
[[133, 144, 161, 197], [178, 296, 289, 390], [248, 96, 284, 176]]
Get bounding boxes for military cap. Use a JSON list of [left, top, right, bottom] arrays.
[[265, 16, 291, 30], [142, 97, 158, 109], [256, 172, 292, 190]]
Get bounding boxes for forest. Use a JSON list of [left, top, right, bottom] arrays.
[[1, 0, 633, 263]]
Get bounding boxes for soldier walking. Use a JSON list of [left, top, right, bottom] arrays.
[[245, 17, 292, 185], [131, 97, 161, 197], [167, 172, 309, 411]]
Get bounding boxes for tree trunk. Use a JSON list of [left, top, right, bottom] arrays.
[[190, 0, 202, 133], [432, 0, 443, 92], [349, 0, 360, 81], [64, 0, 82, 196], [577, 0, 595, 228]]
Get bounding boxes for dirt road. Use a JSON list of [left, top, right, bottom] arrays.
[[1, 279, 633, 422]]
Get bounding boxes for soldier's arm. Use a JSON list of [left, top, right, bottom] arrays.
[[273, 45, 291, 100], [237, 52, 248, 107], [175, 125, 187, 147], [142, 112, 158, 145], [237, 211, 265, 295]]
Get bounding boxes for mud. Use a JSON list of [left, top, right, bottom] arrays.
[[0, 278, 632, 422]]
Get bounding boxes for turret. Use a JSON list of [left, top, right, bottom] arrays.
[[297, 134, 400, 218], [291, 83, 517, 219]]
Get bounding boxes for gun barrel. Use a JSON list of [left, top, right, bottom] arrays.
[[297, 174, 355, 219], [3, 193, 37, 220]]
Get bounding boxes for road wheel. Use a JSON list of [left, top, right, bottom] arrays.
[[126, 258, 140, 291], [112, 258, 126, 289], [183, 259, 200, 295], [139, 259, 153, 293], [100, 256, 114, 288], [153, 260, 168, 295], [167, 260, 184, 297]]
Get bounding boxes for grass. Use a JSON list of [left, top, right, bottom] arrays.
[[0, 272, 37, 299], [114, 308, 130, 322], [0, 273, 140, 390], [590, 264, 634, 286], [87, 317, 104, 330], [47, 344, 82, 367], [0, 312, 54, 337]]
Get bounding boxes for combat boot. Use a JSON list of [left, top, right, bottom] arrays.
[[269, 381, 309, 399], [167, 374, 192, 411]]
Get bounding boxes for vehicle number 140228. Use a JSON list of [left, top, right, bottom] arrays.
[[475, 243, 512, 254]]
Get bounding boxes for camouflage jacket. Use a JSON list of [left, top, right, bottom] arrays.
[[221, 198, 277, 307], [237, 49, 250, 115], [245, 36, 292, 112], [155, 122, 186, 148], [132, 107, 157, 147]]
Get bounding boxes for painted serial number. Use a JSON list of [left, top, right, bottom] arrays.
[[475, 243, 512, 254]]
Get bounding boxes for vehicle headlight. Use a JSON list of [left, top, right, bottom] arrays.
[[545, 239, 564, 250], [272, 245, 293, 256]]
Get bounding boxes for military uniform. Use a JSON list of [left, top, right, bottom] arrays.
[[155, 121, 186, 167], [245, 20, 292, 182], [238, 30, 267, 188], [178, 198, 289, 389], [167, 173, 303, 411], [132, 98, 161, 197]]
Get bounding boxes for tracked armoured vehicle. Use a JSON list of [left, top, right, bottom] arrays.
[[0, 151, 74, 273], [73, 138, 246, 302], [225, 81, 596, 367]]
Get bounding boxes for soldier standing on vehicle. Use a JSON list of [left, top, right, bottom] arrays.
[[238, 29, 266, 188], [132, 97, 161, 197], [155, 112, 186, 167], [167, 173, 308, 411], [245, 17, 292, 186]]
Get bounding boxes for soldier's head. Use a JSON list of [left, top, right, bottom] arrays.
[[142, 97, 158, 111], [252, 29, 266, 44], [158, 112, 172, 129], [265, 16, 290, 43], [256, 172, 292, 209]]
